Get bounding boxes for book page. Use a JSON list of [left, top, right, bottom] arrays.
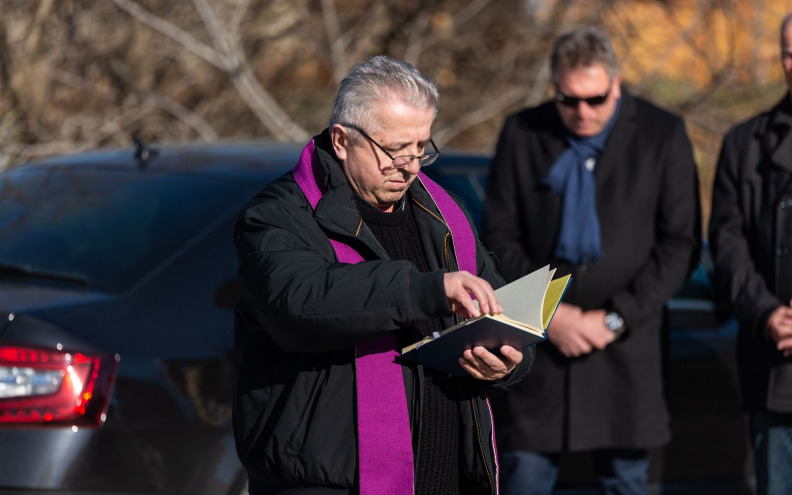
[[485, 313, 545, 336], [493, 265, 553, 330], [541, 274, 572, 328]]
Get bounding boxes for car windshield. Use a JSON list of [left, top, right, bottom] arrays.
[[0, 167, 251, 293]]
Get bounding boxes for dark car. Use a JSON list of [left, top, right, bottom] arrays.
[[0, 142, 748, 494], [0, 141, 304, 494]]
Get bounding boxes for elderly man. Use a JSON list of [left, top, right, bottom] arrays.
[[482, 27, 701, 494], [709, 13, 792, 495], [233, 55, 530, 495]]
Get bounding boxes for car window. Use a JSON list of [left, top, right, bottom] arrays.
[[0, 167, 253, 293]]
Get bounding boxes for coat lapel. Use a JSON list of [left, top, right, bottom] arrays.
[[594, 89, 638, 184], [764, 95, 792, 172], [760, 96, 792, 203]]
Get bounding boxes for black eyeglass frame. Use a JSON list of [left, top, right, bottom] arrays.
[[554, 89, 611, 108], [339, 123, 441, 169]]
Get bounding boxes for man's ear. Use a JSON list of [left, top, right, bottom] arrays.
[[331, 124, 349, 162], [612, 75, 622, 99]]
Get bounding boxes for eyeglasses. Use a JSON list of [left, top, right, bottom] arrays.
[[340, 123, 441, 169], [554, 89, 610, 108]]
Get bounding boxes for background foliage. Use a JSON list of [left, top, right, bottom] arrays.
[[0, 0, 789, 228]]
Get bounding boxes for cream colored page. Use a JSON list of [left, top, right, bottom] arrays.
[[492, 264, 553, 329]]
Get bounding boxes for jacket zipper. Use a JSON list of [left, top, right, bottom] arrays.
[[469, 395, 496, 494]]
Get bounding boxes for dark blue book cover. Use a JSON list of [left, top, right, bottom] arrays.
[[400, 266, 571, 377]]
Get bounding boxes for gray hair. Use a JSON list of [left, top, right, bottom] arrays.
[[329, 55, 439, 134], [551, 26, 619, 83]]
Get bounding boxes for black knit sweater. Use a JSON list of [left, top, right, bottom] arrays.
[[355, 195, 461, 495]]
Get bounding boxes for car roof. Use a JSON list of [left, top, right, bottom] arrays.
[[8, 140, 492, 184], [11, 140, 306, 181]]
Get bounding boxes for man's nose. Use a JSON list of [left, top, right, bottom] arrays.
[[402, 157, 422, 173], [576, 101, 597, 118]]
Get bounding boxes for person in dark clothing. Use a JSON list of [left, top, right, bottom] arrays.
[[233, 55, 532, 495], [481, 27, 701, 495], [709, 13, 792, 495]]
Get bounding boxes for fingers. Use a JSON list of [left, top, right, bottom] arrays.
[[558, 339, 593, 358], [768, 305, 792, 342], [546, 323, 593, 358], [579, 309, 612, 350], [776, 308, 792, 328], [444, 271, 502, 318], [448, 284, 482, 318], [458, 345, 523, 381], [777, 337, 792, 357]]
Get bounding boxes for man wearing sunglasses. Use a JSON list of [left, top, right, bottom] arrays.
[[482, 26, 701, 494], [233, 55, 530, 495]]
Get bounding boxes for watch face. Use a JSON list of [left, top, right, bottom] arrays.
[[605, 312, 624, 331]]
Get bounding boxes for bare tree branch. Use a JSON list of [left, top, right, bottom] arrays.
[[109, 61, 219, 141], [229, 0, 251, 44], [112, 0, 225, 68], [628, 3, 719, 93], [191, 0, 308, 140], [432, 0, 578, 145], [145, 93, 219, 141], [51, 71, 119, 100], [434, 86, 527, 145], [193, 0, 237, 70], [55, 67, 220, 142], [403, 1, 437, 66], [113, 0, 309, 141], [523, 61, 552, 108], [320, 0, 348, 85], [404, 0, 498, 62], [93, 101, 158, 142]]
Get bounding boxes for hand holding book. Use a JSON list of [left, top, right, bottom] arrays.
[[457, 344, 525, 381], [401, 265, 571, 377]]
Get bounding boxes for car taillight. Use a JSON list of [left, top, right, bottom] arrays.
[[0, 344, 119, 427]]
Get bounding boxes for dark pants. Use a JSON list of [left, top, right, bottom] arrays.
[[750, 411, 792, 495], [499, 449, 650, 495]]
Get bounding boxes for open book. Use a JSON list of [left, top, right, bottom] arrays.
[[400, 265, 571, 377]]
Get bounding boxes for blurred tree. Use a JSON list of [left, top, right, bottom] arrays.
[[0, 0, 788, 229]]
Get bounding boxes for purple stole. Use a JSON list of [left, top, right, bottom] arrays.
[[292, 139, 482, 494]]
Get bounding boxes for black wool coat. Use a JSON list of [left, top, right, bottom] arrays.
[[482, 90, 701, 451], [709, 94, 792, 413]]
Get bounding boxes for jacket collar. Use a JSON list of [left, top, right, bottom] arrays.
[[759, 93, 792, 171]]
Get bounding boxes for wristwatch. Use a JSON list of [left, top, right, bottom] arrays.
[[604, 311, 626, 339]]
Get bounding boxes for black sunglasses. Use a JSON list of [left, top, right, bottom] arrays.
[[554, 90, 610, 108]]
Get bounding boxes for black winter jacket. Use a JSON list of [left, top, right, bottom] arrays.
[[233, 131, 532, 493], [710, 94, 792, 412]]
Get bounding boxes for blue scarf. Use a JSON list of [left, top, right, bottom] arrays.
[[543, 98, 621, 265]]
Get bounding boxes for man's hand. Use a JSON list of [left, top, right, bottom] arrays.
[[546, 303, 616, 358], [458, 345, 523, 380], [767, 301, 792, 357], [443, 271, 503, 318], [580, 309, 618, 350]]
